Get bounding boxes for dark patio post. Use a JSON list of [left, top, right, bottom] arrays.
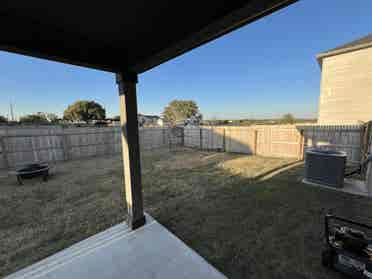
[[116, 72, 146, 230]]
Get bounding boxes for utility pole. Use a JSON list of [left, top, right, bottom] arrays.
[[9, 103, 14, 121]]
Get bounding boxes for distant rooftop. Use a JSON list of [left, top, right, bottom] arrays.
[[138, 114, 160, 119], [317, 34, 372, 64]]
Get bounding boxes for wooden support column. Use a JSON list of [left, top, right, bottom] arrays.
[[116, 72, 146, 230]]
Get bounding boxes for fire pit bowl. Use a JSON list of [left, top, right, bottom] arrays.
[[15, 163, 50, 185]]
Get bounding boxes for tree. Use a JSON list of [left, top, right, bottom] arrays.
[[20, 113, 48, 124], [0, 115, 8, 123], [281, 113, 295, 124], [19, 112, 59, 124], [163, 100, 202, 125], [63, 100, 106, 123]]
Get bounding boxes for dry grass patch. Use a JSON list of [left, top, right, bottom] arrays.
[[1, 148, 372, 279], [218, 155, 297, 178], [0, 156, 126, 276], [153, 148, 228, 170]]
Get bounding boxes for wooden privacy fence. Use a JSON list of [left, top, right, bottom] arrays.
[[184, 125, 302, 158], [300, 124, 364, 164], [0, 126, 183, 169], [254, 125, 303, 158], [185, 124, 365, 162], [0, 124, 365, 169]]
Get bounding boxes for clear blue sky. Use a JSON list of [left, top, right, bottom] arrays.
[[0, 0, 371, 120]]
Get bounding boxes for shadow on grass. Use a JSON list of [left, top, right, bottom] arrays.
[[253, 160, 304, 181]]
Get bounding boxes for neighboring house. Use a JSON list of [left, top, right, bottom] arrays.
[[316, 34, 372, 124], [156, 118, 164, 127], [107, 115, 165, 127], [138, 114, 163, 127]]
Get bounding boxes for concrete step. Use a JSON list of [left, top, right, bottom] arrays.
[[6, 214, 226, 279]]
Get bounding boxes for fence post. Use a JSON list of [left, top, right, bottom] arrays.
[[361, 121, 372, 177], [298, 129, 305, 160], [199, 127, 203, 150], [222, 127, 226, 152], [168, 128, 172, 150], [162, 128, 166, 146], [253, 130, 258, 155], [0, 135, 9, 170], [61, 127, 70, 161], [181, 127, 185, 147]]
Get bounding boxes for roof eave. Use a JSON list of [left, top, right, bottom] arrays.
[[133, 0, 298, 73], [0, 0, 298, 74], [316, 41, 372, 68]]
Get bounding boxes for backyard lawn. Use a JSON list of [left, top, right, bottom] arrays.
[[1, 148, 372, 278]]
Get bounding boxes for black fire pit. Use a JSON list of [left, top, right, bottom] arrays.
[[15, 163, 50, 185]]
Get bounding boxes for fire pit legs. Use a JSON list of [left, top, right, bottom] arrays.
[[17, 175, 23, 185], [15, 163, 50, 185], [43, 172, 49, 182]]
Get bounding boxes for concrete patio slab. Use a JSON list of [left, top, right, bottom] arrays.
[[302, 178, 369, 198], [5, 214, 227, 279]]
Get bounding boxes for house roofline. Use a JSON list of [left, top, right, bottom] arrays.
[[316, 41, 372, 68]]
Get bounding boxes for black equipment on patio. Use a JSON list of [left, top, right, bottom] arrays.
[[322, 214, 372, 278]]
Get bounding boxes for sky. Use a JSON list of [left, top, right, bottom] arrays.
[[0, 0, 371, 120]]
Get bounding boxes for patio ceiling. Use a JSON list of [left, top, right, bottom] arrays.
[[0, 0, 297, 73]]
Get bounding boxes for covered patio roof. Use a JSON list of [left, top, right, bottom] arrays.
[[1, 0, 299, 232], [2, 2, 298, 277], [1, 0, 297, 73]]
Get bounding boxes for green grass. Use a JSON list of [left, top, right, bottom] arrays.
[[1, 148, 371, 278]]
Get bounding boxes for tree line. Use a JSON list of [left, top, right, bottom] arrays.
[[0, 100, 106, 124], [0, 99, 308, 126], [0, 99, 202, 125]]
